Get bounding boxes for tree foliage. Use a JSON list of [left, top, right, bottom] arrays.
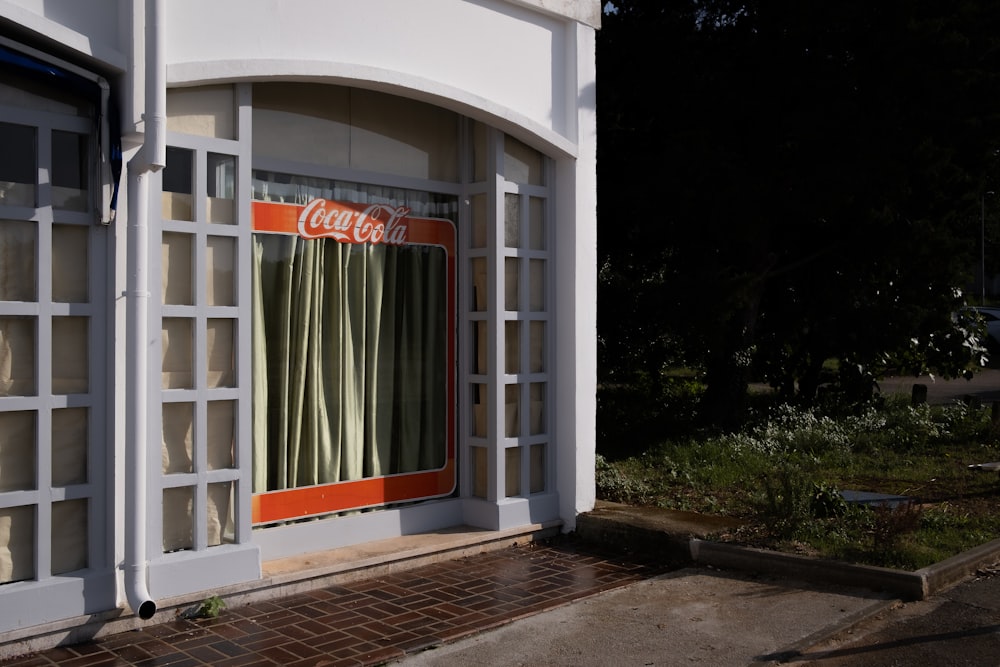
[[598, 0, 1000, 431]]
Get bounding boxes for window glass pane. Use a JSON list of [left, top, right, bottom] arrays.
[[162, 487, 193, 552], [52, 407, 87, 486], [161, 147, 193, 222], [504, 193, 520, 248], [253, 83, 459, 181], [530, 382, 546, 435], [166, 85, 235, 139], [505, 384, 520, 437], [472, 120, 488, 182], [0, 122, 36, 207], [471, 446, 487, 499], [251, 171, 459, 219], [0, 220, 36, 301], [505, 258, 519, 311], [253, 83, 350, 169], [505, 447, 521, 497], [206, 236, 235, 306], [207, 153, 235, 224], [0, 411, 35, 491], [529, 197, 545, 250], [472, 383, 487, 438], [51, 130, 89, 211], [530, 321, 545, 373], [530, 259, 545, 312], [505, 321, 520, 374], [51, 499, 87, 574], [349, 88, 459, 181], [254, 237, 448, 486], [52, 224, 88, 302], [0, 316, 35, 396], [530, 443, 545, 494], [504, 135, 544, 186], [161, 318, 193, 389], [0, 505, 35, 583], [207, 400, 235, 470], [0, 66, 92, 116], [473, 321, 487, 375], [207, 482, 234, 546], [250, 177, 457, 509], [207, 319, 234, 388], [52, 316, 88, 394], [161, 232, 192, 305], [162, 402, 193, 474], [471, 193, 487, 249], [471, 257, 487, 312]]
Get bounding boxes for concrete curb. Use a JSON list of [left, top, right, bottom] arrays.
[[576, 502, 1000, 601], [689, 539, 925, 600], [690, 536, 1000, 601]]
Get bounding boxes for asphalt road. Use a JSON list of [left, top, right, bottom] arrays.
[[787, 566, 1000, 666], [880, 368, 1000, 406]]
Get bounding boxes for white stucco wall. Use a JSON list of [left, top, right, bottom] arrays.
[[155, 0, 581, 156], [0, 0, 128, 69]]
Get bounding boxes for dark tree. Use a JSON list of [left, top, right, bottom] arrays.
[[598, 0, 1000, 432]]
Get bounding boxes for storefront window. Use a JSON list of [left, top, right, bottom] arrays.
[[250, 171, 457, 522]]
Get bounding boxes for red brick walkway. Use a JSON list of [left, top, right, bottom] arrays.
[[1, 536, 674, 666]]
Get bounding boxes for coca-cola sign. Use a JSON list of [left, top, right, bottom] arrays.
[[297, 199, 409, 245], [252, 198, 412, 245]]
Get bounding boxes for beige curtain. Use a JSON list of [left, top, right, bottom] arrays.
[[251, 234, 446, 497]]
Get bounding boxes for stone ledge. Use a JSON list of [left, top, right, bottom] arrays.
[[577, 500, 1000, 601]]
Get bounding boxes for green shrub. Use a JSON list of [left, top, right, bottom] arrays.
[[594, 392, 1000, 569]]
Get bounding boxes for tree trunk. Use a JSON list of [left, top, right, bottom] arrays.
[[701, 297, 763, 432]]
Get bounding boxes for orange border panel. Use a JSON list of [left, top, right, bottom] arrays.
[[250, 199, 457, 524]]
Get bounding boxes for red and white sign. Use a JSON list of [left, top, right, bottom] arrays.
[[253, 198, 410, 245]]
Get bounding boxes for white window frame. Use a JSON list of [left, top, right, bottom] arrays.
[[0, 41, 116, 633]]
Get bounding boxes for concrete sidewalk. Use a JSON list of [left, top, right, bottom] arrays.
[[394, 501, 1000, 667], [394, 567, 896, 666]]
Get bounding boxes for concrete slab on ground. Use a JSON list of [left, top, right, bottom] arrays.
[[394, 568, 894, 667]]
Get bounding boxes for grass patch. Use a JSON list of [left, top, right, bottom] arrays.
[[596, 394, 1000, 570]]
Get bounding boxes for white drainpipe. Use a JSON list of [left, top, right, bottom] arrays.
[[125, 0, 165, 621]]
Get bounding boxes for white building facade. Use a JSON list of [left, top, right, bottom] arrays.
[[0, 0, 598, 646]]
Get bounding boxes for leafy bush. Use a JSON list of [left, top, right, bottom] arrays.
[[595, 454, 656, 505], [597, 374, 705, 460], [595, 392, 1000, 569]]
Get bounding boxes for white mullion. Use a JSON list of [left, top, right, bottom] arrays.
[[192, 148, 209, 552], [458, 210, 473, 496], [35, 399, 53, 579], [488, 129, 505, 503], [88, 217, 108, 570], [518, 190, 531, 476], [234, 82, 253, 542], [457, 117, 471, 501], [36, 196, 54, 582], [34, 494, 52, 580], [542, 159, 555, 494], [35, 123, 53, 574], [192, 475, 207, 551]]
